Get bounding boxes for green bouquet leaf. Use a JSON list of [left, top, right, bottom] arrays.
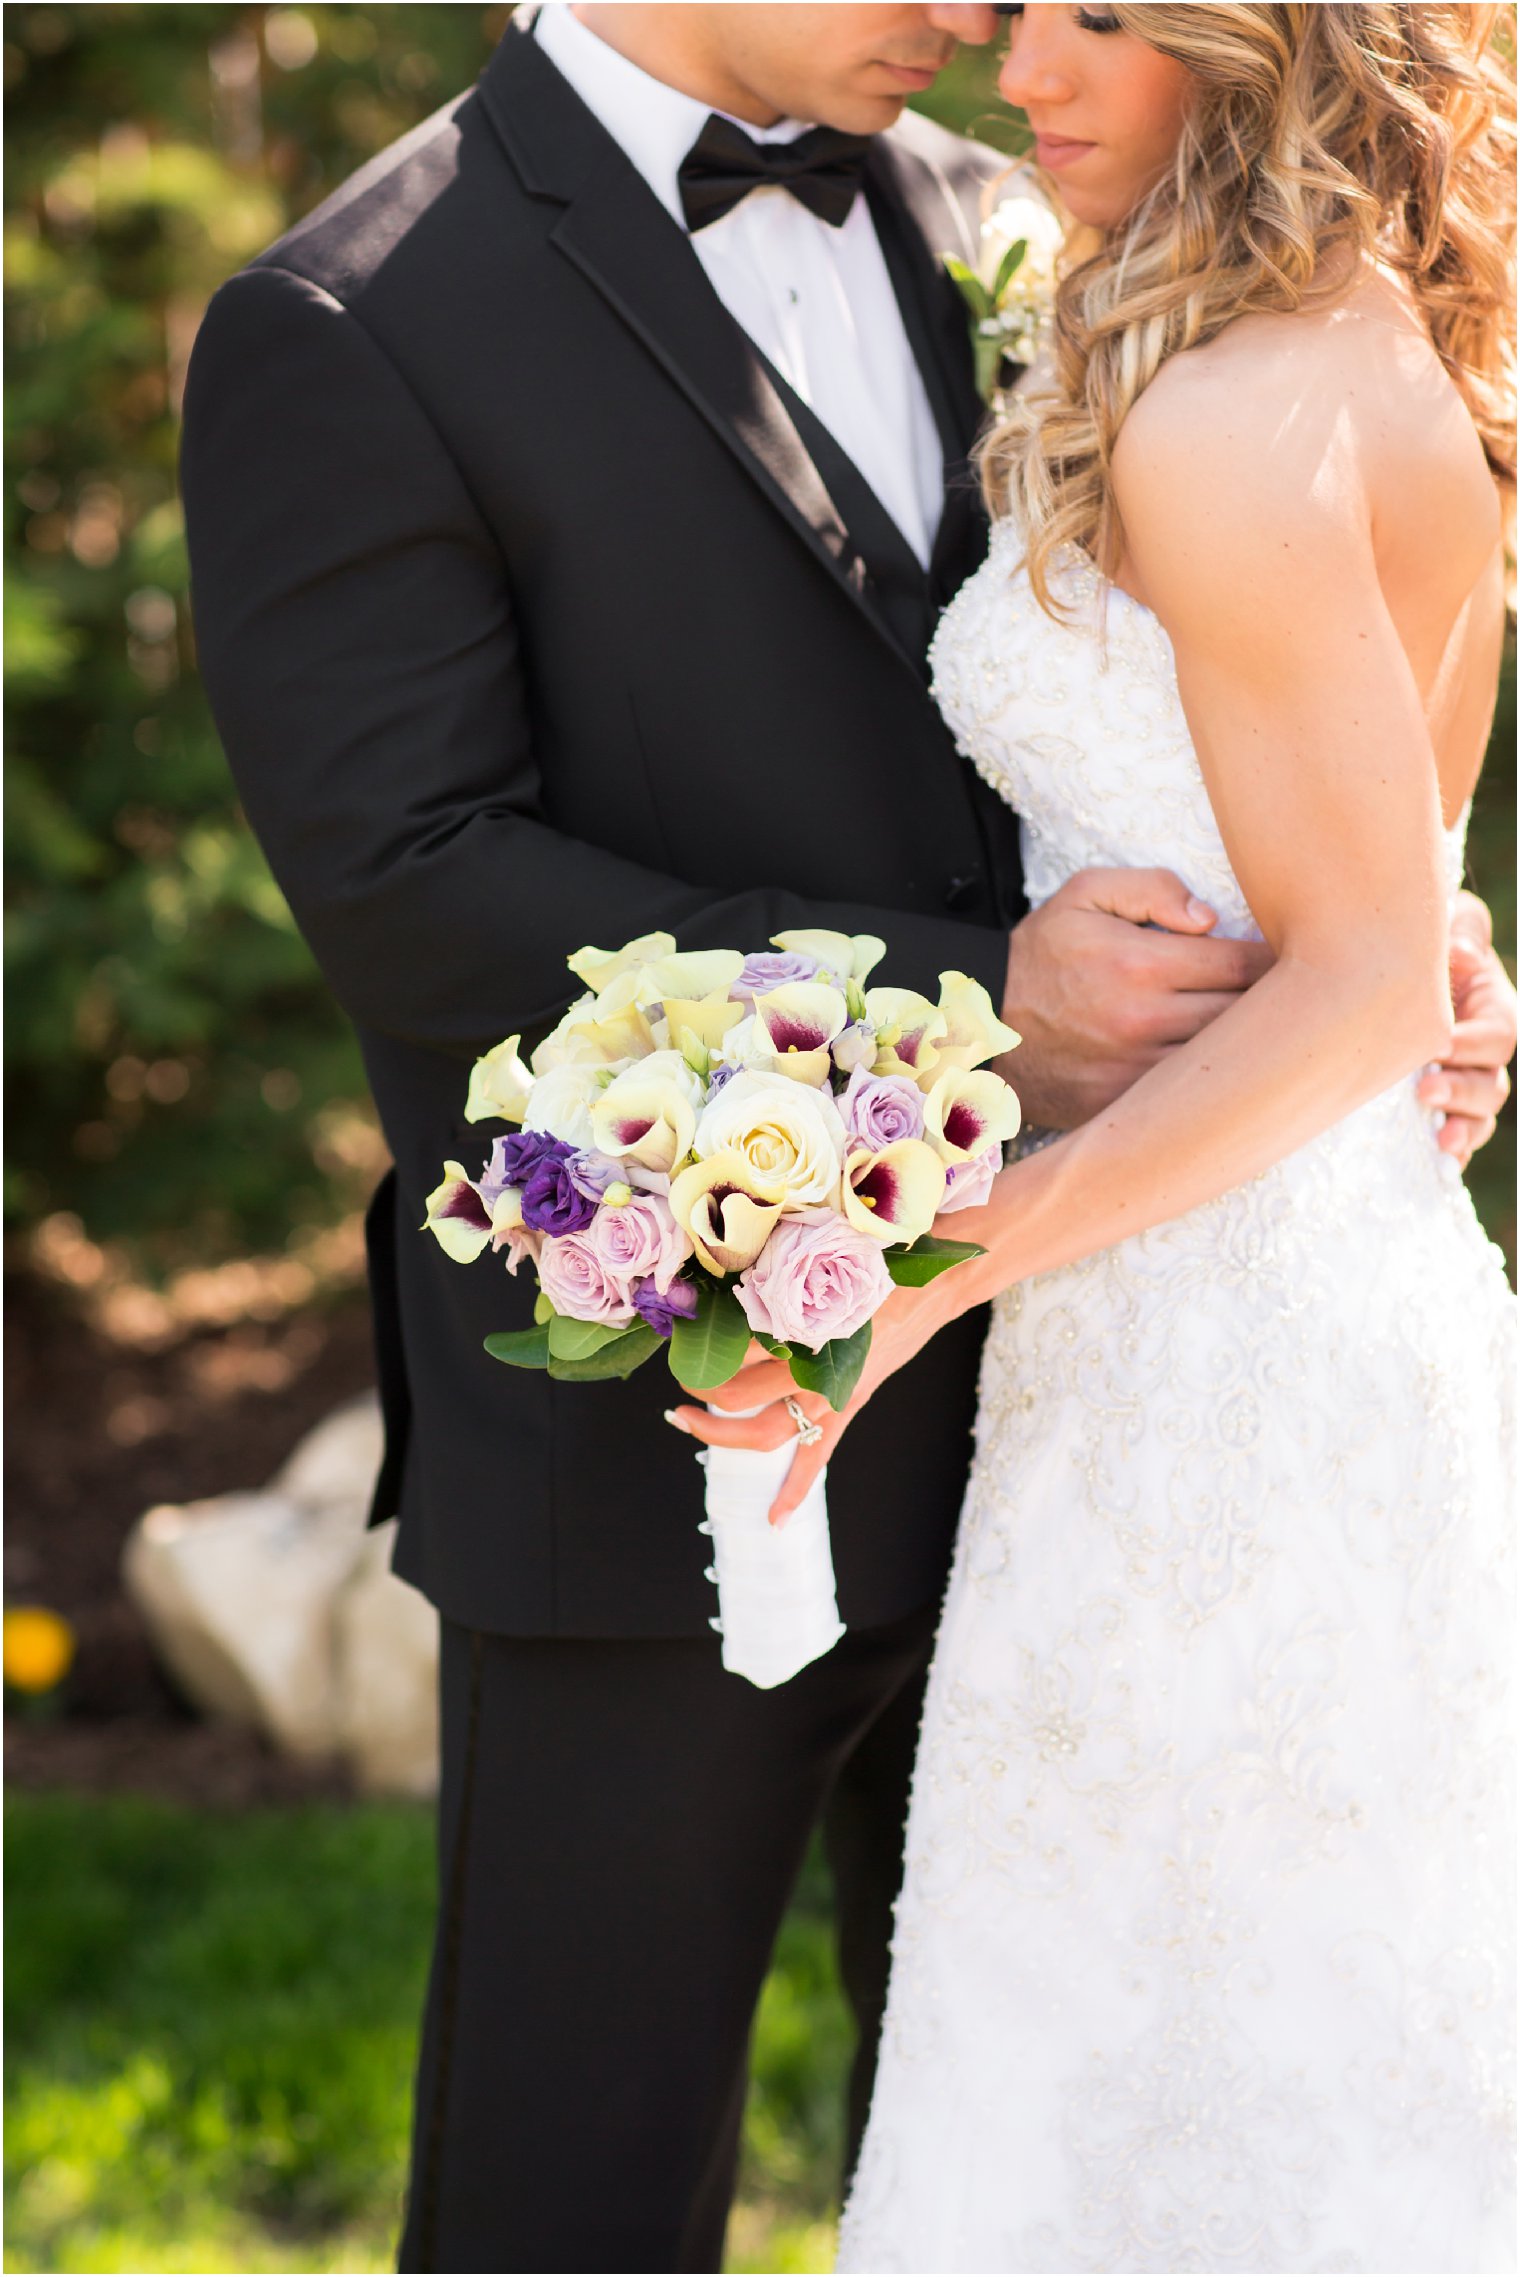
[[669, 1276, 752, 1390], [788, 1321, 872, 1412], [886, 1235, 985, 1288], [548, 1312, 633, 1363], [547, 1323, 663, 1383], [483, 1325, 552, 1369]]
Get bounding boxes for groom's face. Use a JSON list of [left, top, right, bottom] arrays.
[[693, 5, 1003, 134]]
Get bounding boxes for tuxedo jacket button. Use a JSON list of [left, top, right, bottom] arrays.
[[943, 873, 980, 911]]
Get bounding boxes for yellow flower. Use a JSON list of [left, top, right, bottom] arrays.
[[566, 931, 677, 993], [464, 1034, 534, 1124], [669, 1150, 785, 1275], [866, 988, 949, 1088], [4, 1605, 76, 1694], [771, 929, 886, 986], [841, 1139, 946, 1245], [934, 973, 1022, 1074]]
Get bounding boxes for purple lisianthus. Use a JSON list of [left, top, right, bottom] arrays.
[[706, 1063, 739, 1101], [729, 949, 820, 1003], [480, 1128, 569, 1206], [631, 1274, 700, 1340], [519, 1147, 600, 1237], [939, 1142, 1002, 1213], [566, 1148, 625, 1204], [841, 1064, 925, 1151]]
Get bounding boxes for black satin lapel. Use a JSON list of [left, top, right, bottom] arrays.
[[479, 20, 922, 678], [551, 173, 929, 668], [864, 140, 986, 467]]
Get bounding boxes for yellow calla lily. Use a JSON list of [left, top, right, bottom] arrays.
[[566, 931, 676, 992], [841, 1140, 946, 1245], [772, 928, 886, 985], [591, 1060, 701, 1175], [933, 972, 1022, 1074], [753, 981, 849, 1090], [669, 1150, 785, 1276], [662, 993, 746, 1055], [421, 1162, 495, 1262], [464, 1034, 534, 1124], [866, 988, 949, 1087], [636, 949, 746, 1007], [923, 1067, 1022, 1163]]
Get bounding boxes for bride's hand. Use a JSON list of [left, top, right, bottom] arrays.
[[667, 1282, 955, 1527]]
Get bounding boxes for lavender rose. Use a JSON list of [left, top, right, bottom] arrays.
[[729, 949, 820, 1003], [537, 1229, 639, 1327], [939, 1142, 1002, 1213], [588, 1191, 693, 1295], [841, 1064, 925, 1151], [735, 1211, 892, 1353], [632, 1276, 700, 1340]]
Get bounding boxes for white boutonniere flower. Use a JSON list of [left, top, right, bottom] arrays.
[[945, 184, 1066, 406]]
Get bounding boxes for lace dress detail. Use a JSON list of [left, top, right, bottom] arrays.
[[835, 521, 1517, 2274]]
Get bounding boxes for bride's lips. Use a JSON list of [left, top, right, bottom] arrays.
[[1033, 133, 1098, 169]]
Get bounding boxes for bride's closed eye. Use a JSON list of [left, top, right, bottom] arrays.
[[1000, 6, 1124, 29]]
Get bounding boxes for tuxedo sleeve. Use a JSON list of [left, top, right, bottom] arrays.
[[180, 264, 1008, 1062]]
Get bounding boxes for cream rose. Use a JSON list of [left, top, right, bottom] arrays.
[[693, 1069, 846, 1209]]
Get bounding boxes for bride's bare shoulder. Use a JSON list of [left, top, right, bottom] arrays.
[[1113, 264, 1493, 535]]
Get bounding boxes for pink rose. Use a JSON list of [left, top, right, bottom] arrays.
[[939, 1143, 1002, 1213], [589, 1193, 693, 1296], [735, 1211, 892, 1353], [537, 1228, 639, 1326]]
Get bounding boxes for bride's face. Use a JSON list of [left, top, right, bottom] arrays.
[[997, 5, 1196, 229]]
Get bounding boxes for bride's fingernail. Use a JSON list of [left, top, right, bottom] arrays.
[[1185, 895, 1214, 924], [663, 1409, 691, 1434]]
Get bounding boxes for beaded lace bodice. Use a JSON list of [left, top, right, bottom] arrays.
[[932, 512, 1470, 939], [835, 519, 1516, 2277]]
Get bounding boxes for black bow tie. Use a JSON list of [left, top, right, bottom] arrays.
[[677, 115, 872, 234]]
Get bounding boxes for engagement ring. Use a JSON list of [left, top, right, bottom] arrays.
[[784, 1396, 824, 1448]]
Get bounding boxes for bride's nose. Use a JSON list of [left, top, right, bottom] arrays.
[[998, 23, 1081, 111]]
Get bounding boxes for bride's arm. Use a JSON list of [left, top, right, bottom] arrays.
[[943, 361, 1459, 1283], [673, 351, 1476, 1513]]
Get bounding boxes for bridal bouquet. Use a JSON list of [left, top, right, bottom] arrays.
[[423, 929, 1020, 1686]]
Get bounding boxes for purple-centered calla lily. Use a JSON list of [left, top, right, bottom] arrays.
[[421, 1162, 496, 1263], [669, 1149, 785, 1275], [865, 987, 950, 1087], [841, 1138, 947, 1245], [753, 981, 849, 1089], [923, 1068, 1023, 1164]]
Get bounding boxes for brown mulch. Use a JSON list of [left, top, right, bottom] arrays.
[[4, 1267, 382, 1807]]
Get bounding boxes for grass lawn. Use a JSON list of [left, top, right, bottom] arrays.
[[4, 1791, 849, 2275]]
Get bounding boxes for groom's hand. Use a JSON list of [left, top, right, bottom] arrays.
[[999, 867, 1272, 1128], [1417, 890, 1516, 1167]]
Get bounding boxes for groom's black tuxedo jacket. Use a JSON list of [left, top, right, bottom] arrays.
[[180, 17, 1026, 1638]]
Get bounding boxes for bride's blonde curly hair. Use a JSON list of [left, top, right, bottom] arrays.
[[983, 3, 1518, 618]]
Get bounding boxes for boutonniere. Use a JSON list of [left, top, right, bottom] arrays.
[[944, 189, 1065, 408]]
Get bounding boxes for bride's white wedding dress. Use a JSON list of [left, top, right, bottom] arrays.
[[835, 517, 1517, 2275]]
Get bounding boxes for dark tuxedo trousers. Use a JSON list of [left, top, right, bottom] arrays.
[[180, 19, 1026, 2268]]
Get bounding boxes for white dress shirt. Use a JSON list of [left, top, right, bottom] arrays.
[[534, 3, 944, 566]]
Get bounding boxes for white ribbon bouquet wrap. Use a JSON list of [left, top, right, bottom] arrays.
[[422, 929, 1021, 1689], [698, 1417, 842, 1690]]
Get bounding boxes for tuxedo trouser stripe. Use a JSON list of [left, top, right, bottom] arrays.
[[415, 1623, 485, 2271]]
